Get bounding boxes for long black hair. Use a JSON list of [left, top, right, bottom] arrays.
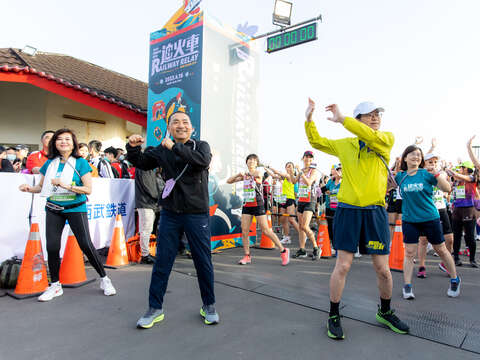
[[400, 145, 424, 171], [47, 128, 81, 159]]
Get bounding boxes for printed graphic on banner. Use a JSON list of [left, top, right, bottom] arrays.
[[147, 4, 203, 147]]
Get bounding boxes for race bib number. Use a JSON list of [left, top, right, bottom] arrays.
[[455, 186, 466, 199], [394, 188, 402, 200], [244, 179, 256, 203], [330, 195, 338, 208], [298, 184, 310, 201]]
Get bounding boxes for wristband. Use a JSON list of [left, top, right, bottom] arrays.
[[434, 173, 440, 178]]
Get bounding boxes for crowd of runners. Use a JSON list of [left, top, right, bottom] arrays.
[[16, 98, 479, 340], [230, 98, 479, 339]]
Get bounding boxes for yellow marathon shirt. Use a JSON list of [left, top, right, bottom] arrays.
[[305, 117, 394, 207]]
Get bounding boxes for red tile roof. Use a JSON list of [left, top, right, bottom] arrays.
[[0, 48, 147, 114]]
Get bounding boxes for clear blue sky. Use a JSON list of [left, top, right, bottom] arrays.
[[3, 0, 479, 173]]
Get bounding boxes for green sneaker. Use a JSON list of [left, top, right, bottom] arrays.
[[327, 315, 345, 340], [137, 307, 164, 329], [200, 304, 219, 325], [376, 307, 409, 334]]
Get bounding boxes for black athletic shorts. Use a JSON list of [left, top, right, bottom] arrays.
[[279, 198, 296, 209], [297, 201, 316, 214], [242, 205, 266, 217], [387, 198, 402, 214], [403, 219, 445, 245]]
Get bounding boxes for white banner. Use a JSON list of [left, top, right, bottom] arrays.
[[0, 174, 135, 262]]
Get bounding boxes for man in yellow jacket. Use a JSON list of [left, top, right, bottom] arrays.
[[305, 99, 409, 340]]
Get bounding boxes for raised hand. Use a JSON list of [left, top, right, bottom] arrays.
[[305, 98, 315, 122], [128, 134, 145, 147], [414, 136, 423, 145], [325, 104, 345, 124]]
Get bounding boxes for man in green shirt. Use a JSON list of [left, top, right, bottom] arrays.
[[305, 99, 409, 340]]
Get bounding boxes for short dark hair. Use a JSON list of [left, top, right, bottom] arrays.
[[6, 147, 16, 151], [88, 140, 102, 153], [285, 162, 294, 168], [78, 142, 88, 149], [41, 130, 55, 140], [168, 111, 191, 123], [400, 145, 424, 171], [246, 154, 259, 165], [104, 146, 118, 158], [0, 145, 5, 154], [116, 148, 124, 153], [47, 129, 81, 159]]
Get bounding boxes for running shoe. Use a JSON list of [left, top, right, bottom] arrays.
[[100, 276, 117, 296], [438, 262, 449, 274], [280, 236, 291, 245], [281, 248, 290, 266], [354, 251, 362, 258], [293, 248, 307, 258], [238, 254, 252, 265], [140, 254, 156, 264], [402, 285, 415, 300], [137, 307, 164, 329], [470, 260, 478, 268], [38, 282, 63, 302], [447, 277, 461, 297], [312, 247, 321, 261], [200, 304, 219, 325], [455, 258, 463, 267], [416, 266, 427, 278], [327, 315, 344, 340], [376, 307, 409, 334]]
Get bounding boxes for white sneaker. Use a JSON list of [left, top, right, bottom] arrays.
[[100, 276, 116, 296], [354, 251, 362, 258], [280, 236, 291, 244], [402, 286, 415, 300], [38, 282, 63, 302]]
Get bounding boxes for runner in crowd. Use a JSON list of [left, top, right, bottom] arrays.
[[448, 160, 478, 267], [386, 158, 402, 243], [78, 143, 99, 177], [322, 164, 342, 246], [293, 152, 321, 260], [266, 162, 300, 245], [0, 145, 14, 173], [18, 128, 116, 301], [89, 140, 115, 178], [395, 145, 460, 299], [305, 98, 409, 339], [416, 152, 454, 277], [26, 130, 54, 174], [226, 154, 290, 266]]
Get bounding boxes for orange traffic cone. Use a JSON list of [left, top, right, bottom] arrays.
[[389, 219, 404, 272], [259, 212, 275, 249], [9, 223, 48, 299], [106, 215, 129, 268], [317, 214, 332, 258], [59, 230, 95, 288]]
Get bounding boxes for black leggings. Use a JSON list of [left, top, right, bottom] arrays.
[[46, 210, 106, 282], [452, 218, 476, 262]]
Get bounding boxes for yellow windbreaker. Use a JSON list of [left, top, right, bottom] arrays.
[[305, 117, 394, 207]]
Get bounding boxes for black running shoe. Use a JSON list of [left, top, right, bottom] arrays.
[[312, 247, 320, 261], [140, 255, 156, 264], [376, 307, 409, 334], [455, 258, 463, 266], [327, 315, 344, 340], [293, 248, 307, 258], [470, 260, 478, 268]]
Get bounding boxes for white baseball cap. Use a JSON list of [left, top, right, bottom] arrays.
[[353, 102, 385, 118], [424, 153, 440, 161]]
